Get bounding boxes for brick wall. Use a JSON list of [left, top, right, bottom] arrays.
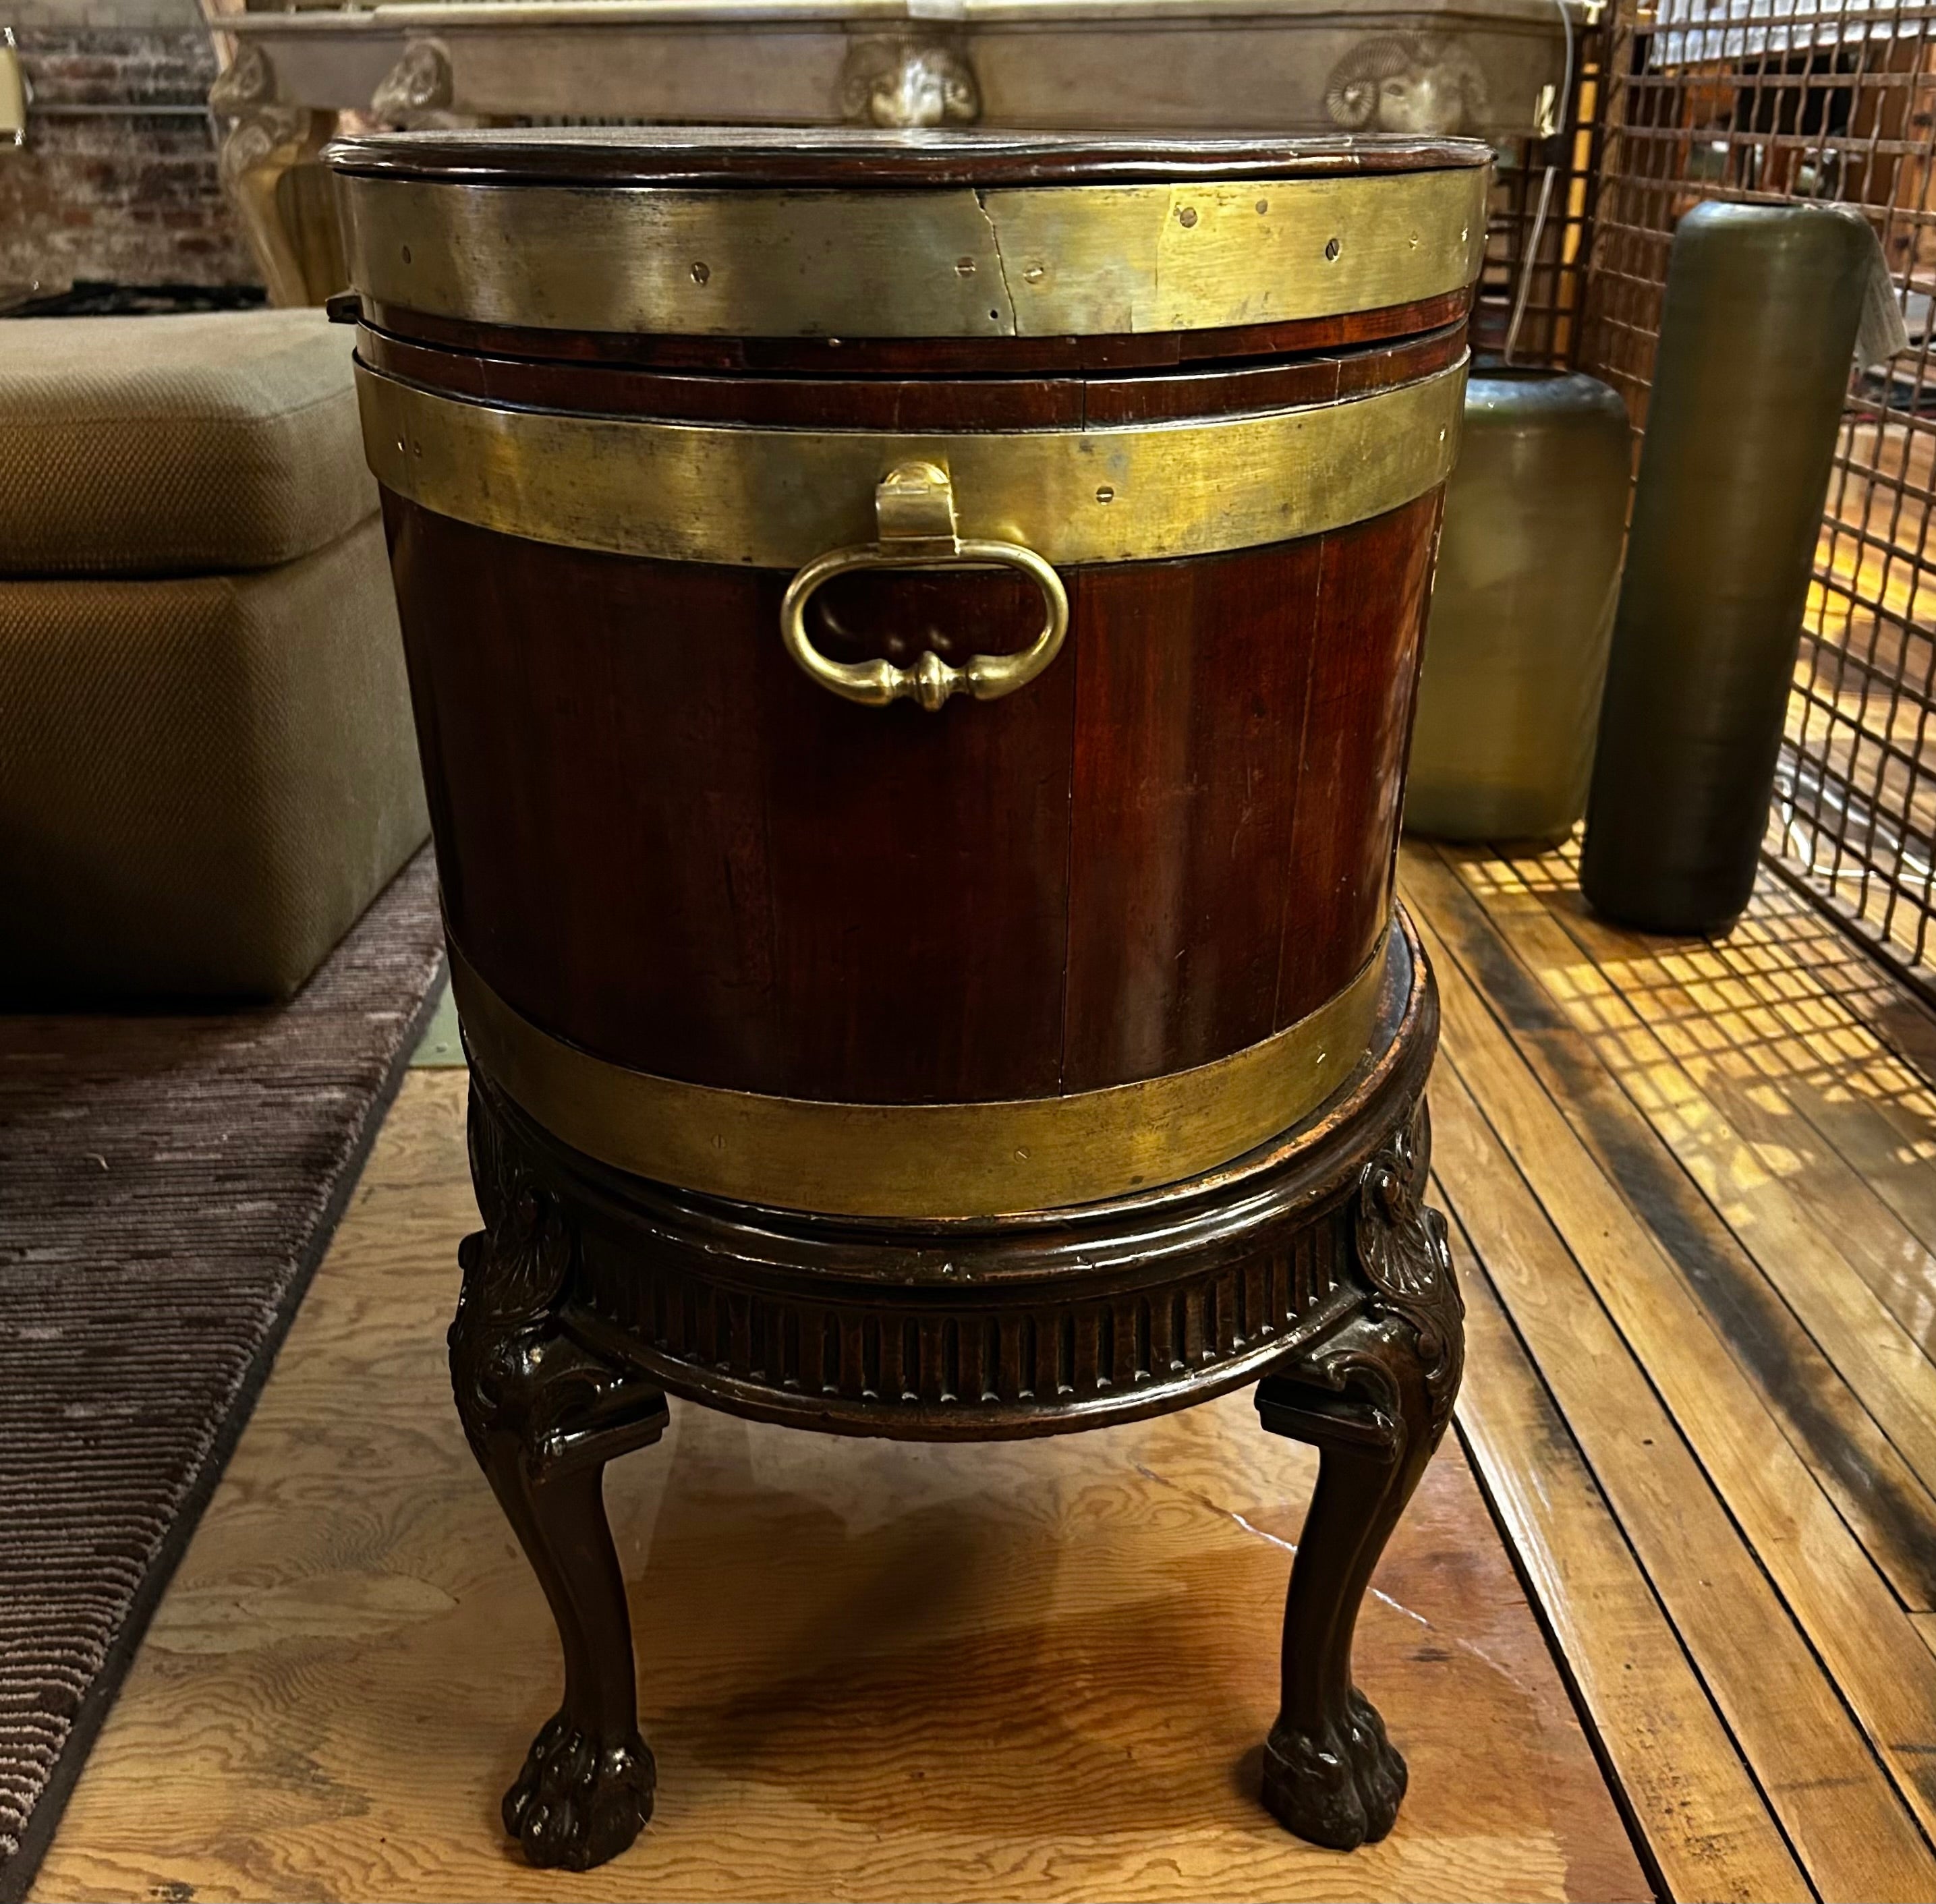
[[3, 0, 259, 296]]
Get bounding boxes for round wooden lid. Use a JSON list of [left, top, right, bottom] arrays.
[[324, 125, 1491, 188]]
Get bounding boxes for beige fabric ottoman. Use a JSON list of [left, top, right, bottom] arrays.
[[0, 309, 428, 1001]]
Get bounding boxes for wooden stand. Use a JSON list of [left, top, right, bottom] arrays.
[[447, 917, 1460, 1872]]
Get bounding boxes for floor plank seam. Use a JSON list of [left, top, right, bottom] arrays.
[[1430, 1064, 1929, 1895], [1409, 852, 1936, 1884], [1444, 1242, 1805, 1904], [1441, 844, 1936, 1538], [1490, 842, 1936, 1404], [1415, 842, 1936, 1588]]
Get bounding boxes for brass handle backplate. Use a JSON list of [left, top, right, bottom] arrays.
[[780, 461, 1069, 712]]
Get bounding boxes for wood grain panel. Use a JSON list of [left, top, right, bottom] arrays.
[[1274, 497, 1439, 1025], [393, 488, 1446, 1103], [387, 501, 1075, 1103], [357, 322, 1466, 430], [358, 288, 1475, 378], [374, 260, 1455, 1114], [753, 563, 1077, 1103], [1062, 539, 1324, 1089]]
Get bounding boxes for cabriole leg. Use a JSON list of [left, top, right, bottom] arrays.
[[450, 1076, 671, 1870], [1255, 1103, 1464, 1850]]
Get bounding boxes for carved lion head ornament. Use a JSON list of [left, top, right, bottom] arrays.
[[838, 38, 981, 129]]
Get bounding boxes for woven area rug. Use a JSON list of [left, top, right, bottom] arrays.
[[0, 849, 444, 1900]]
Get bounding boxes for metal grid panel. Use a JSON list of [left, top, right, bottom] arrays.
[[1583, 0, 1936, 997], [1476, 24, 1606, 365]]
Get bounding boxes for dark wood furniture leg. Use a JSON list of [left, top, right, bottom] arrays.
[[449, 1081, 668, 1871], [1255, 1105, 1464, 1851]]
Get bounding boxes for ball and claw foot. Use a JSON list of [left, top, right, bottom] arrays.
[[1261, 1687, 1408, 1851], [503, 1712, 656, 1871]]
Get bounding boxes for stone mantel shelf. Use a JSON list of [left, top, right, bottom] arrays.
[[202, 0, 1576, 301]]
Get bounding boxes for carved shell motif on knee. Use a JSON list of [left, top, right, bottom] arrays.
[[1323, 34, 1490, 136]]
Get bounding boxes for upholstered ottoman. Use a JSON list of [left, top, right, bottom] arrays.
[[0, 310, 428, 1000]]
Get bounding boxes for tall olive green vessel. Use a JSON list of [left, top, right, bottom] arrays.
[[1404, 368, 1632, 843], [1581, 202, 1879, 935]]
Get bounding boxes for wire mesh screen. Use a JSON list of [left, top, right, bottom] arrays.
[[1583, 0, 1936, 998], [1475, 20, 1606, 366]]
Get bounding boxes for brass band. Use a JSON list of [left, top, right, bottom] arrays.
[[338, 169, 1488, 340], [358, 357, 1465, 569], [450, 931, 1394, 1218]]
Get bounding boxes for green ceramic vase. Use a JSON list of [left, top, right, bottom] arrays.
[[1404, 366, 1632, 844]]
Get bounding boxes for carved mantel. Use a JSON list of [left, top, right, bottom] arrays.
[[208, 42, 335, 307], [206, 0, 1574, 302]]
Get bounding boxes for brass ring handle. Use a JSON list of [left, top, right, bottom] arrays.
[[779, 461, 1069, 712]]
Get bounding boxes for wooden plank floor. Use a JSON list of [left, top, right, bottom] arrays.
[[29, 1066, 1645, 1904], [1406, 838, 1936, 1904], [33, 838, 1936, 1903]]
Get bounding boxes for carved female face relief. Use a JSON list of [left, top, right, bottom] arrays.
[[1325, 34, 1490, 136]]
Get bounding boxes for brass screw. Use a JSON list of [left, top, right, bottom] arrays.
[[955, 256, 977, 277], [1095, 485, 1115, 504], [1325, 236, 1342, 262], [1256, 199, 1270, 214], [1023, 263, 1044, 284], [1177, 206, 1198, 229], [691, 261, 711, 285]]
